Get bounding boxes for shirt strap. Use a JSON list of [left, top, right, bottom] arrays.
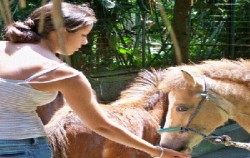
[[20, 63, 82, 84], [24, 63, 67, 82]]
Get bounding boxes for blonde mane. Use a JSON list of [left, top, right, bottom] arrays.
[[195, 59, 250, 85], [160, 59, 250, 91]]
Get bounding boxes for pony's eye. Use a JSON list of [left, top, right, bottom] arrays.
[[176, 106, 189, 112]]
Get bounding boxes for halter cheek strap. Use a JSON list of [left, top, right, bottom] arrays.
[[24, 63, 67, 82]]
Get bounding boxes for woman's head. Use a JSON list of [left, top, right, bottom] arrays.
[[5, 2, 97, 43]]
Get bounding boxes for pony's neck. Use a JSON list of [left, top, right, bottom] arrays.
[[205, 77, 237, 107], [206, 77, 249, 103], [205, 77, 250, 117], [206, 76, 250, 133], [111, 96, 147, 107], [110, 91, 166, 123]]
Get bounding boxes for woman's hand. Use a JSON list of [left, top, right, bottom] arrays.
[[163, 148, 191, 158], [152, 146, 191, 158]]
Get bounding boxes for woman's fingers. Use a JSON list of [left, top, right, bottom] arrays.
[[163, 148, 191, 158]]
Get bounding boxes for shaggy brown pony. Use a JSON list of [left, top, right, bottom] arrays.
[[37, 92, 64, 125], [44, 69, 168, 158], [158, 59, 250, 153]]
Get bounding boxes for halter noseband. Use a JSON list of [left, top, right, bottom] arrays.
[[158, 77, 229, 140]]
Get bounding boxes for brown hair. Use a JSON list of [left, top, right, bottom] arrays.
[[4, 2, 97, 43]]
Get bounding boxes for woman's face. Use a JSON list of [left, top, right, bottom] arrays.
[[63, 24, 93, 55]]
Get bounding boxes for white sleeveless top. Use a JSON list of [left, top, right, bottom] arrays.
[[0, 63, 79, 140]]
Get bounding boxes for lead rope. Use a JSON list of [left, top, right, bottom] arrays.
[[207, 135, 250, 151], [223, 141, 250, 151]]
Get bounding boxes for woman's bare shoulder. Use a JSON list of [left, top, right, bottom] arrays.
[[30, 63, 88, 92]]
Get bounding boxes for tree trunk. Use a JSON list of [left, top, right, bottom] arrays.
[[172, 0, 193, 64]]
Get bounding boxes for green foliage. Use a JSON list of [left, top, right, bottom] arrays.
[[14, 1, 41, 21], [1, 0, 249, 73], [191, 0, 249, 60], [0, 0, 41, 39]]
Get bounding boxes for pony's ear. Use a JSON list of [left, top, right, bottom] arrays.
[[181, 70, 196, 87]]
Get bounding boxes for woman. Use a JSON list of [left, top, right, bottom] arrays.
[[0, 2, 190, 158]]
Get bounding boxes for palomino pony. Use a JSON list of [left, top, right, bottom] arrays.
[[157, 59, 250, 153], [43, 69, 168, 158]]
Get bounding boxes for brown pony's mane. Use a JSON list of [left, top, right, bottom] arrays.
[[111, 69, 166, 109], [160, 59, 250, 91]]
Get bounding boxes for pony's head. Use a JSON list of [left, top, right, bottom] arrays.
[[158, 68, 229, 153]]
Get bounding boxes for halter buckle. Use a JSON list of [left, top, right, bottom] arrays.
[[180, 127, 189, 133]]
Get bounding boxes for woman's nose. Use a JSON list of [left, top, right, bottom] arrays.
[[81, 38, 88, 45]]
